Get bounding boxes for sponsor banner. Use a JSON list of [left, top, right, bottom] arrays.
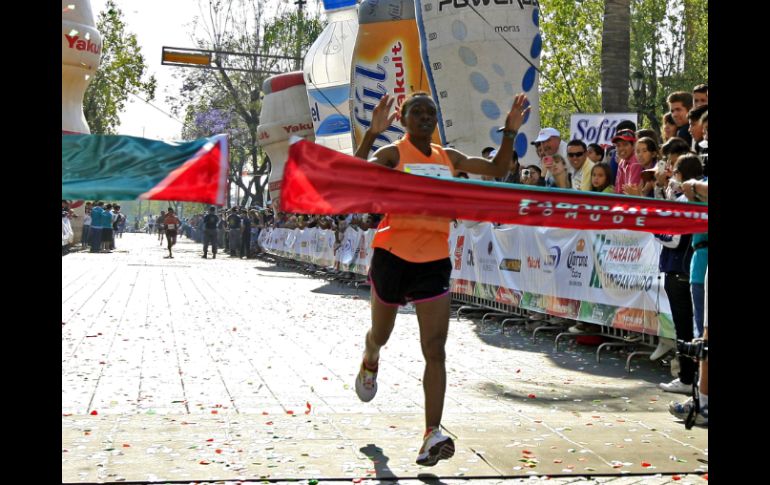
[[578, 301, 617, 327], [543, 295, 581, 319], [338, 227, 359, 271], [450, 278, 474, 296], [313, 229, 336, 268], [260, 223, 676, 338], [495, 286, 522, 307], [569, 113, 638, 146]]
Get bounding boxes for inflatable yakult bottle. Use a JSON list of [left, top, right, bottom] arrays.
[[350, 0, 441, 158], [62, 0, 102, 243], [303, 0, 359, 155], [257, 72, 316, 210], [62, 0, 102, 135]]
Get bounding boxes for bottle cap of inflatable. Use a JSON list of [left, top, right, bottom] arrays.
[[322, 0, 357, 11]]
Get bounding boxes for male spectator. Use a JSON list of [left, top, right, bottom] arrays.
[[606, 120, 636, 181], [692, 83, 708, 108], [102, 203, 115, 252], [667, 91, 693, 146], [532, 127, 568, 160], [566, 140, 594, 191], [111, 204, 124, 247], [89, 201, 104, 253], [612, 129, 641, 194], [227, 208, 242, 257], [201, 206, 219, 259], [532, 127, 569, 179], [240, 208, 252, 259]]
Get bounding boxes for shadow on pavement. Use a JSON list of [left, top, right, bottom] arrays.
[[464, 316, 672, 386], [359, 444, 396, 480], [311, 282, 368, 298]]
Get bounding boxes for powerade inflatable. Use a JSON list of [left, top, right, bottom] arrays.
[[415, 0, 541, 167]]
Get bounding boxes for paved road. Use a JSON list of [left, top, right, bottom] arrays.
[[62, 233, 707, 484]]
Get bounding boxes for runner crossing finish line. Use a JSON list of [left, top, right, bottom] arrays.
[[280, 92, 706, 467]]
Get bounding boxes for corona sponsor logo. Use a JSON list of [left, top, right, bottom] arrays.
[[567, 252, 589, 269]]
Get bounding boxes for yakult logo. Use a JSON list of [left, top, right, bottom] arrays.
[[64, 34, 101, 54], [282, 123, 313, 134], [352, 42, 406, 153]]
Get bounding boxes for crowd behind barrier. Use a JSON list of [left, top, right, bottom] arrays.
[[257, 222, 675, 338]]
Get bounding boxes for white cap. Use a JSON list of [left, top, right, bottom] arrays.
[[533, 127, 561, 143]]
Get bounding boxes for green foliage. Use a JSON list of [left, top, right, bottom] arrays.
[[83, 0, 156, 134], [630, 0, 708, 132], [538, 0, 605, 135], [538, 0, 707, 136]]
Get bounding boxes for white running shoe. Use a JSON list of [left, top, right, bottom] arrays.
[[659, 377, 692, 394], [354, 361, 378, 402], [416, 428, 455, 466]]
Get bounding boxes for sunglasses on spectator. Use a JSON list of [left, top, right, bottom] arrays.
[[567, 151, 585, 158]]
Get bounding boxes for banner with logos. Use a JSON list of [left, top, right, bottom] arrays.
[[569, 113, 638, 146], [261, 224, 676, 338], [282, 140, 708, 234]]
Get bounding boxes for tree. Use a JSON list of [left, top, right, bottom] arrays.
[[84, 0, 157, 134], [169, 0, 323, 208], [538, 0, 707, 134], [630, 0, 708, 132], [539, 0, 605, 135], [600, 0, 632, 113]]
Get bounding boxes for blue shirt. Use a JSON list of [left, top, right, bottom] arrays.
[[90, 206, 105, 228]]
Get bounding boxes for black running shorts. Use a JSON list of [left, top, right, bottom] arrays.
[[368, 248, 452, 306]]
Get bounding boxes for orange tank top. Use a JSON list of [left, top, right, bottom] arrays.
[[371, 135, 456, 263]]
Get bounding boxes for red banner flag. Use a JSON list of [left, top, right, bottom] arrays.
[[281, 140, 707, 235]]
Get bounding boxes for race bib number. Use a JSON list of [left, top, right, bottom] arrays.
[[404, 163, 453, 179]]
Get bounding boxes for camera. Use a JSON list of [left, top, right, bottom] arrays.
[[676, 338, 707, 361], [522, 169, 531, 178]]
